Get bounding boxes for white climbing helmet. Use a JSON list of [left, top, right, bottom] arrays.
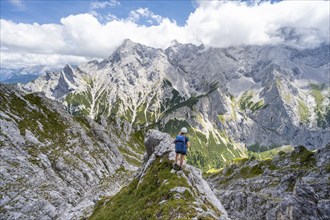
[[181, 127, 188, 134]]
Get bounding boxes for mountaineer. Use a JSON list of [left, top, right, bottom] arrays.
[[173, 127, 190, 170]]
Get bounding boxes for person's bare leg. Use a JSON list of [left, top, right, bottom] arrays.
[[180, 154, 185, 168], [175, 153, 179, 165]]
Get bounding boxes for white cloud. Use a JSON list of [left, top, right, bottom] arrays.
[[128, 8, 164, 24], [90, 0, 120, 10], [89, 1, 120, 22], [0, 1, 329, 68], [0, 51, 91, 68], [187, 1, 330, 48]]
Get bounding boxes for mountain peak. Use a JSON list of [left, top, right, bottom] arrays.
[[108, 39, 139, 60], [122, 38, 136, 46], [118, 39, 138, 51]]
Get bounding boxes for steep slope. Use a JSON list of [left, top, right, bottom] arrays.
[[165, 43, 330, 150], [89, 130, 229, 220], [0, 84, 138, 219], [206, 145, 330, 220], [21, 40, 330, 170]]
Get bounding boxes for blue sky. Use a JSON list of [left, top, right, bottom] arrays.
[[0, 0, 329, 68], [1, 0, 195, 26]]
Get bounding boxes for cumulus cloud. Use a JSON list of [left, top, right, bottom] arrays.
[[128, 8, 164, 24], [188, 1, 329, 48], [90, 0, 120, 10], [0, 1, 329, 68], [89, 0, 120, 22]]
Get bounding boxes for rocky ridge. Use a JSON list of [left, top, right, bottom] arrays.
[[90, 129, 229, 220], [207, 145, 330, 220]]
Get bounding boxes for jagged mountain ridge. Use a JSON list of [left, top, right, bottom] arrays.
[[0, 84, 140, 219], [22, 40, 330, 169]]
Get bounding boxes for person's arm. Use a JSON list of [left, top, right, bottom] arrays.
[[187, 141, 190, 148]]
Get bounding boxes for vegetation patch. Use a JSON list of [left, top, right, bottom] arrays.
[[231, 157, 249, 167], [259, 158, 277, 170], [325, 163, 330, 173], [240, 164, 264, 179], [123, 154, 142, 167], [297, 99, 309, 123], [310, 83, 325, 108], [283, 93, 292, 103], [248, 145, 294, 160], [128, 130, 146, 155], [1, 92, 68, 143], [203, 168, 223, 179], [309, 83, 330, 128], [217, 114, 225, 124], [239, 91, 264, 113], [89, 156, 219, 220], [290, 146, 316, 168], [224, 166, 235, 176], [65, 79, 110, 120]]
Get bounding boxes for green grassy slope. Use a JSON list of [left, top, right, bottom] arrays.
[[89, 154, 222, 220]]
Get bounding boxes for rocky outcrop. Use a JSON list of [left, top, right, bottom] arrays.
[[0, 84, 136, 219], [207, 145, 330, 220], [90, 129, 229, 220]]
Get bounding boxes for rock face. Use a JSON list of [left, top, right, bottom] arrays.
[[21, 40, 330, 169], [207, 145, 330, 220], [0, 84, 137, 219], [89, 129, 229, 220]]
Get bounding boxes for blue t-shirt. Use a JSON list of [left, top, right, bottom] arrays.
[[175, 135, 189, 154], [184, 136, 189, 146]]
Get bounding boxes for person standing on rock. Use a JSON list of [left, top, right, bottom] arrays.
[[173, 127, 190, 170]]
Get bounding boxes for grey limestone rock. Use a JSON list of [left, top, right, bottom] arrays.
[[207, 145, 330, 220], [0, 85, 135, 219]]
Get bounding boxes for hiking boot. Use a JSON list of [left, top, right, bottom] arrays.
[[173, 164, 180, 170]]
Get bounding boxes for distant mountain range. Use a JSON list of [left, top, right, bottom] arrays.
[[0, 65, 60, 84], [21, 40, 330, 169]]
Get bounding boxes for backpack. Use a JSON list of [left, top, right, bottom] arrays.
[[175, 135, 186, 152]]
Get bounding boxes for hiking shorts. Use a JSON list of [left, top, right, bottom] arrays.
[[175, 145, 187, 155]]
